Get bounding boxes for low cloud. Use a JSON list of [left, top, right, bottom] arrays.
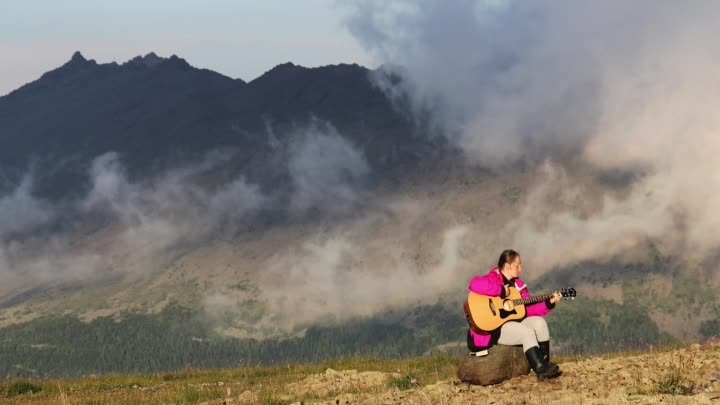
[[0, 151, 268, 297], [344, 0, 720, 273], [0, 122, 375, 311], [288, 121, 370, 214], [246, 224, 470, 334], [0, 175, 55, 239]]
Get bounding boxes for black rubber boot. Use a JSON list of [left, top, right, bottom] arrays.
[[539, 341, 560, 371], [525, 346, 561, 380]]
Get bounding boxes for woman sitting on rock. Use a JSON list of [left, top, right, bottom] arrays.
[[467, 249, 562, 380]]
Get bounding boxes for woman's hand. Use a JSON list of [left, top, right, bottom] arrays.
[[549, 291, 562, 304]]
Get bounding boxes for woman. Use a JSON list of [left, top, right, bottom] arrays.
[[467, 249, 562, 380]]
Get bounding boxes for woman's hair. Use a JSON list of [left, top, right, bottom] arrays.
[[497, 249, 520, 269]]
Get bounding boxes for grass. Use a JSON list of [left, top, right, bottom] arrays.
[[386, 374, 418, 390], [553, 339, 690, 364], [628, 351, 701, 396], [654, 369, 696, 395], [0, 345, 709, 404], [5, 381, 42, 397], [0, 354, 460, 405]]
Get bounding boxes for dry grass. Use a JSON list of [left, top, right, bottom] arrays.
[[1, 344, 716, 405], [0, 355, 460, 405], [628, 351, 703, 396]]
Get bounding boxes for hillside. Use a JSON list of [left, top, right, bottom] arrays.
[[0, 52, 423, 199], [0, 164, 711, 378], [0, 342, 718, 404], [0, 52, 719, 378]]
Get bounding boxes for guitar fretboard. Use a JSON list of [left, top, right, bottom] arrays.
[[512, 293, 554, 306]]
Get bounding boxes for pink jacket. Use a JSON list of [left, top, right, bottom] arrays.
[[468, 267, 552, 349]]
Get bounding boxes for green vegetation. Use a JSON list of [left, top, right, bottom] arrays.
[[2, 248, 705, 379], [502, 186, 522, 204], [5, 381, 42, 397], [0, 303, 467, 379], [548, 296, 674, 354], [699, 319, 720, 338], [0, 354, 461, 405], [0, 293, 678, 379], [386, 374, 417, 390]]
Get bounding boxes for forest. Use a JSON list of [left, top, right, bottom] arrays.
[[0, 297, 675, 378]]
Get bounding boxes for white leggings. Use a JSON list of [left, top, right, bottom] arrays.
[[497, 316, 550, 352]]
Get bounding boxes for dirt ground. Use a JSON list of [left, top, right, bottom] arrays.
[[216, 342, 720, 405]]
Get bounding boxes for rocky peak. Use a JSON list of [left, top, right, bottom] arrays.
[[64, 51, 96, 69], [23, 51, 98, 86], [252, 62, 303, 82], [126, 52, 166, 68], [70, 51, 87, 63]]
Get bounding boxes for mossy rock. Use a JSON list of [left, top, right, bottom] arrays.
[[457, 344, 530, 385]]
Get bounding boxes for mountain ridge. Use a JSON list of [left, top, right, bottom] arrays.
[[0, 51, 424, 199]]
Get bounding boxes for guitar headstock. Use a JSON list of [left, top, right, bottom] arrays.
[[560, 287, 576, 300]]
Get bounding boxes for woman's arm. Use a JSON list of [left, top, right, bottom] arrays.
[[518, 282, 553, 317]]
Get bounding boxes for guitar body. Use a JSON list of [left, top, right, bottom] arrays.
[[464, 288, 527, 332]]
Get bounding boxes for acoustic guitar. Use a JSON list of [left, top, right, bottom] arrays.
[[464, 287, 576, 332]]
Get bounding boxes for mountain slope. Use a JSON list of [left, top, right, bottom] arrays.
[[0, 52, 419, 198]]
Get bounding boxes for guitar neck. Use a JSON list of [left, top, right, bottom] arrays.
[[513, 293, 554, 306]]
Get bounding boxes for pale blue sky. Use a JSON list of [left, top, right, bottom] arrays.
[[0, 0, 375, 95]]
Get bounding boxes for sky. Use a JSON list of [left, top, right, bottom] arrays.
[[0, 0, 375, 95]]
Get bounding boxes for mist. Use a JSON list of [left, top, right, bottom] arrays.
[[203, 200, 474, 338], [344, 0, 720, 274], [287, 120, 370, 214], [0, 122, 371, 304], [0, 175, 54, 238]]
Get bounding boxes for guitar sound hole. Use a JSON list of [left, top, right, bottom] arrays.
[[499, 300, 516, 319]]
